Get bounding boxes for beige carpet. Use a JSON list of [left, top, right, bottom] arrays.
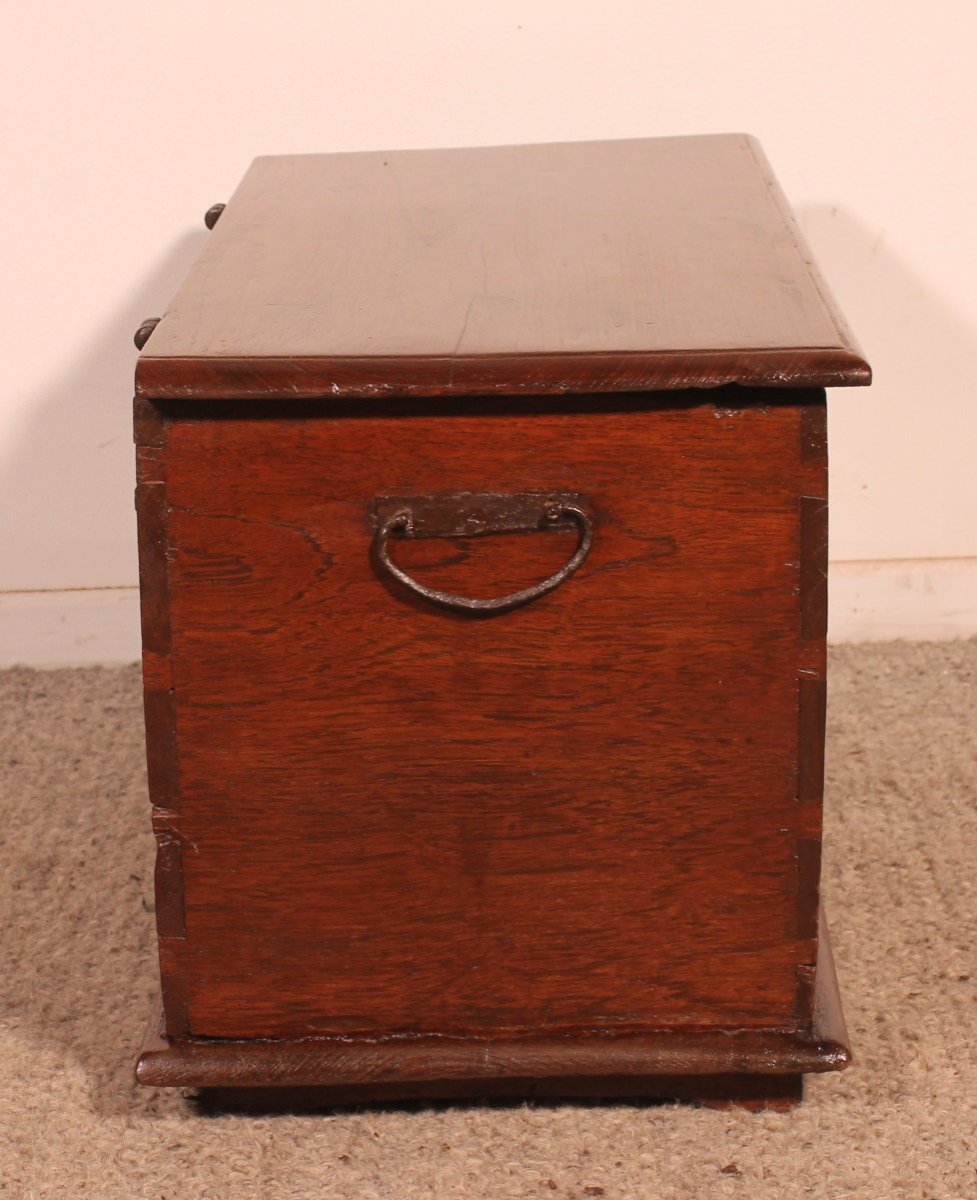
[[1, 642, 975, 1199]]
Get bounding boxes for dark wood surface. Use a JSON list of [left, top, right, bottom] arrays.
[[136, 912, 848, 1098], [136, 389, 827, 1043], [136, 135, 870, 400]]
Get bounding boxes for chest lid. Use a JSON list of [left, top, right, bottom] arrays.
[[135, 134, 870, 401]]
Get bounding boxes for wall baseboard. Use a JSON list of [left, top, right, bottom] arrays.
[[828, 557, 977, 642], [1, 559, 974, 668], [0, 587, 141, 668]]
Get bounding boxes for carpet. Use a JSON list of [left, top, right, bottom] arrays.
[[1, 642, 974, 1198]]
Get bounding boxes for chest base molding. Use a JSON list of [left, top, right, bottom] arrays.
[[137, 912, 848, 1110]]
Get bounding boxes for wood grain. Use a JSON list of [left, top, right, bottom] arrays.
[[136, 912, 848, 1097], [136, 135, 870, 400], [138, 1024, 847, 1089], [794, 405, 828, 1012], [134, 399, 189, 1031], [137, 390, 826, 1042], [132, 134, 865, 1099]]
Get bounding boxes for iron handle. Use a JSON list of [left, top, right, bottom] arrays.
[[133, 317, 161, 350], [373, 500, 593, 615]]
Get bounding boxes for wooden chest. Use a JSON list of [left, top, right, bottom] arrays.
[[134, 134, 871, 1109]]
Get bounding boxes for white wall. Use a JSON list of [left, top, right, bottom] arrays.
[[3, 0, 976, 663]]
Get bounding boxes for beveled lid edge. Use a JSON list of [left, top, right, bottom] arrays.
[[136, 345, 871, 401]]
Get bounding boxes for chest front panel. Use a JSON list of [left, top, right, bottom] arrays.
[[144, 397, 824, 1040]]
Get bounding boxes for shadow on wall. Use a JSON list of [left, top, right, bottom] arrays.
[[0, 231, 207, 593], [796, 205, 977, 563]]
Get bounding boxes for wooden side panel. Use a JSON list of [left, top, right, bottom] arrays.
[[146, 394, 820, 1041], [794, 401, 829, 1021], [136, 907, 849, 1098], [134, 398, 189, 1035]]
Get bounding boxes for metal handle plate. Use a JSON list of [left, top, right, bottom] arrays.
[[371, 491, 594, 615]]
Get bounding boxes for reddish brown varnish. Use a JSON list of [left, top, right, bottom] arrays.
[[134, 135, 869, 1110], [135, 135, 869, 401]]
